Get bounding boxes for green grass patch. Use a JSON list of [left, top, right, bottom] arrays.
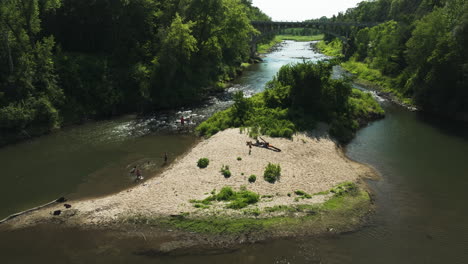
[[313, 190, 330, 195], [124, 182, 371, 236], [294, 190, 312, 199], [322, 187, 370, 211], [341, 59, 414, 106], [257, 36, 283, 54], [315, 39, 344, 57], [240, 62, 250, 68], [258, 35, 324, 55], [196, 186, 260, 209], [160, 215, 310, 235]]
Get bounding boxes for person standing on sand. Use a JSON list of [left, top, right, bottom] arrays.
[[248, 141, 252, 155], [135, 168, 142, 181]]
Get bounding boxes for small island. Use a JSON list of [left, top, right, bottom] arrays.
[[2, 61, 383, 250]]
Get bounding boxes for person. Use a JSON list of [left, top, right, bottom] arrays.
[[247, 141, 252, 155], [180, 116, 185, 125], [130, 166, 136, 174], [164, 152, 168, 164], [135, 168, 142, 181]]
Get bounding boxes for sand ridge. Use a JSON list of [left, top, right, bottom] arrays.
[[4, 128, 377, 228]]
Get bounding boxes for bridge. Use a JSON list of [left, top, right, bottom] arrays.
[[251, 21, 378, 32], [249, 20, 378, 56]]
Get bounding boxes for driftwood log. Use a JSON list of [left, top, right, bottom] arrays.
[[0, 197, 67, 224]]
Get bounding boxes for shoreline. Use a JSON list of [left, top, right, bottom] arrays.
[[1, 127, 378, 249]]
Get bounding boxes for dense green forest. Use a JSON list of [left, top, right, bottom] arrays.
[[197, 61, 384, 143], [319, 0, 467, 121], [0, 0, 270, 145]]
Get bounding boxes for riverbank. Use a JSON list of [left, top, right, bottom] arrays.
[[1, 128, 377, 246], [257, 35, 323, 54], [311, 41, 417, 112]]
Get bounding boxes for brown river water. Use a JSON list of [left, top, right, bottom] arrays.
[[1, 41, 467, 264]]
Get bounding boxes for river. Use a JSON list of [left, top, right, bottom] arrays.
[[1, 41, 468, 263]]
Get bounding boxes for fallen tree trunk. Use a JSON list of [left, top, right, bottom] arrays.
[[0, 197, 66, 224]]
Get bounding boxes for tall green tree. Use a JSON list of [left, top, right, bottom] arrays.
[[0, 0, 62, 140]]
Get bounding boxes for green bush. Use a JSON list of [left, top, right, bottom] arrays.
[[201, 186, 259, 209], [248, 175, 257, 183], [197, 158, 209, 168], [216, 186, 236, 201], [264, 163, 281, 183], [237, 157, 242, 161], [226, 189, 260, 209], [220, 165, 231, 178]]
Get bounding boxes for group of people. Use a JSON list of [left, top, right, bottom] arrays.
[[130, 152, 168, 182]]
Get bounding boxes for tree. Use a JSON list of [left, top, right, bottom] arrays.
[[150, 13, 198, 107], [0, 0, 62, 138]]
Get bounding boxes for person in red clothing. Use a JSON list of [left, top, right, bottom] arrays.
[[180, 116, 185, 125]]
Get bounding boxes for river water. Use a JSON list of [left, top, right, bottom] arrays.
[[1, 41, 468, 263]]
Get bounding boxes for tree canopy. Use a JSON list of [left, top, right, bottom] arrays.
[[0, 0, 268, 145], [322, 0, 467, 120]]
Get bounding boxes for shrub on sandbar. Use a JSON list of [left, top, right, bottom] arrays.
[[264, 163, 281, 183], [220, 165, 231, 178], [248, 175, 257, 183], [197, 158, 209, 168]]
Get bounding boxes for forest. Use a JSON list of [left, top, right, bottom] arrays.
[[318, 0, 467, 121], [1, 0, 466, 147], [0, 0, 270, 145]]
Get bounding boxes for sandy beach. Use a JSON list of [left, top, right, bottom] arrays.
[[3, 127, 377, 229]]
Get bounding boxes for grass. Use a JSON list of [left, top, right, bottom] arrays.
[[294, 190, 312, 199], [257, 36, 283, 54], [315, 39, 344, 58], [191, 186, 260, 210], [257, 35, 324, 54], [123, 182, 372, 236], [315, 38, 414, 107], [341, 59, 414, 106], [313, 190, 330, 195]]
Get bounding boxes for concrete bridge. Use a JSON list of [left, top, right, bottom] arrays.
[[249, 20, 378, 56]]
